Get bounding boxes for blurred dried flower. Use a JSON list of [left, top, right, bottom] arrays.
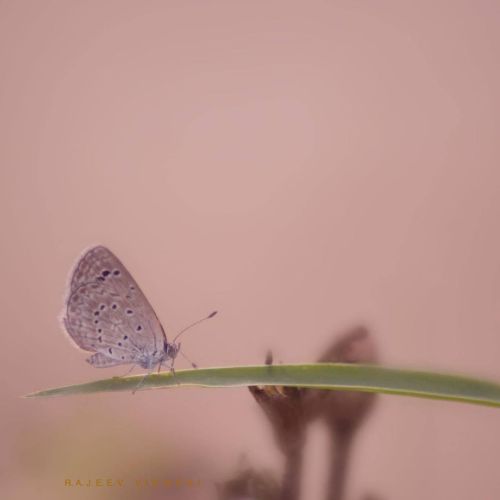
[[306, 325, 378, 432], [249, 351, 306, 454], [216, 456, 280, 500], [248, 329, 379, 500], [248, 351, 306, 500], [307, 325, 379, 500]]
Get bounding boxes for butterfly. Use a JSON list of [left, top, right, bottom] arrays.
[[62, 246, 216, 388]]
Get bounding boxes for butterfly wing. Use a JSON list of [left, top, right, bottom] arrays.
[[63, 246, 166, 365]]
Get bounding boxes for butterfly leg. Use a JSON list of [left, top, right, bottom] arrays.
[[167, 360, 180, 385], [132, 368, 155, 394], [120, 364, 136, 377]]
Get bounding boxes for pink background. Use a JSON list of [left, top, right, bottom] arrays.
[[1, 1, 499, 499]]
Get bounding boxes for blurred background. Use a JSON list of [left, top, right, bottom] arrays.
[[1, 1, 500, 499]]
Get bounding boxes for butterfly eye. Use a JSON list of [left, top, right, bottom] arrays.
[[113, 270, 120, 276]]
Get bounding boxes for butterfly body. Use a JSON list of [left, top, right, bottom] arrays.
[[62, 246, 178, 373]]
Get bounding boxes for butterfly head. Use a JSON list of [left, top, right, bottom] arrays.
[[137, 342, 179, 370], [164, 339, 180, 362]]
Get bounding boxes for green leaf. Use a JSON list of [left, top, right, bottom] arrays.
[[25, 363, 500, 408]]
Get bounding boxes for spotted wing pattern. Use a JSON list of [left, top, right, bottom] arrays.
[[63, 246, 166, 367]]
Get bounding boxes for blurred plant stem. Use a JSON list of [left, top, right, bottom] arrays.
[[327, 423, 355, 500], [281, 444, 303, 500], [249, 352, 307, 500], [313, 326, 378, 500]]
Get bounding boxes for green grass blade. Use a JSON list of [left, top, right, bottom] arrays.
[[25, 363, 500, 408]]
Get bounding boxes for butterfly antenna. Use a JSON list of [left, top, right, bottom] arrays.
[[173, 310, 217, 343]]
